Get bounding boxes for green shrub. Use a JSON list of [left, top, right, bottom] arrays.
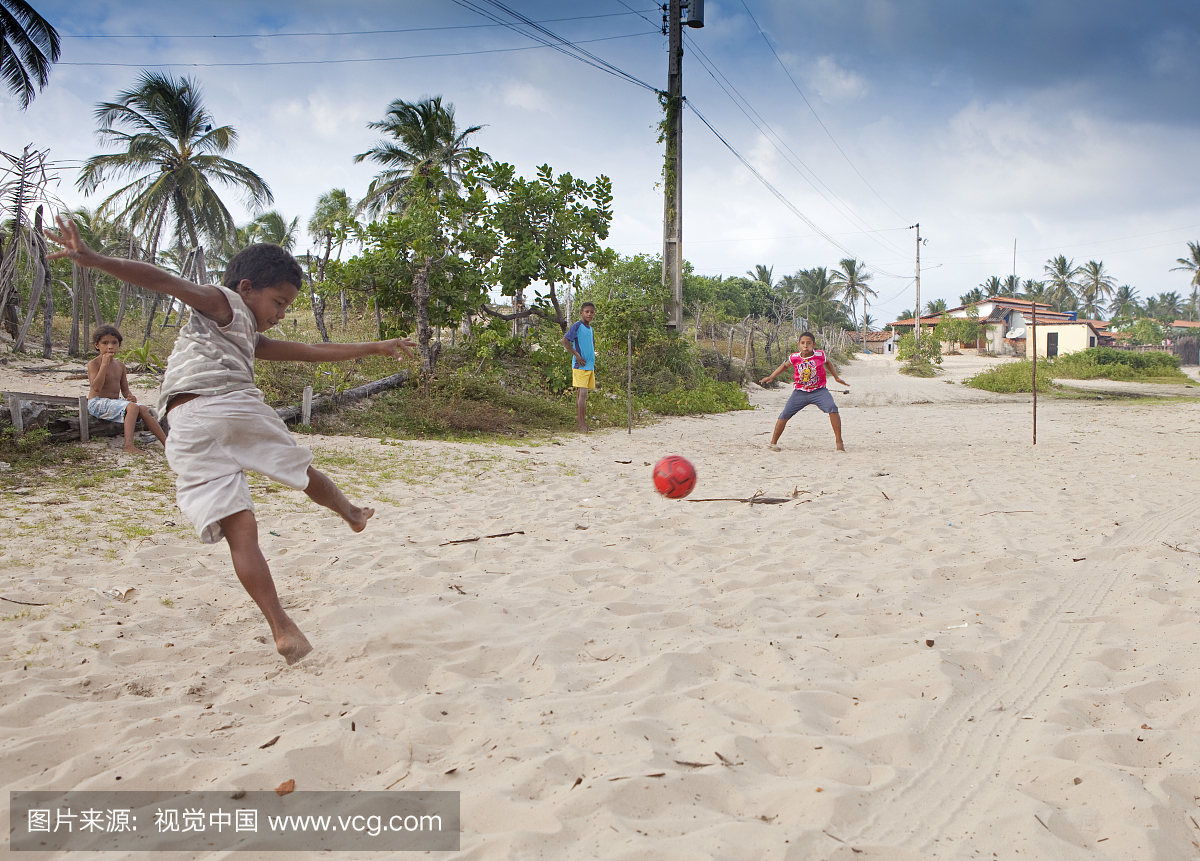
[[896, 332, 942, 365], [965, 360, 1054, 393], [1044, 347, 1186, 381], [637, 379, 751, 415]]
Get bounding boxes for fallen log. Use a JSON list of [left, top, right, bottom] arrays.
[[274, 370, 410, 424]]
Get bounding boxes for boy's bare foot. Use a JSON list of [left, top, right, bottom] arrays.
[[835, 444, 846, 452], [274, 618, 313, 665], [122, 444, 141, 454], [345, 505, 374, 533], [767, 444, 781, 452]]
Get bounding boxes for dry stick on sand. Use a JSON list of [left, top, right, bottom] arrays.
[[440, 530, 525, 546], [1, 596, 48, 606]]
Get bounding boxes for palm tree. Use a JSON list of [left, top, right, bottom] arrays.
[[1, 0, 59, 109], [1001, 275, 1021, 297], [307, 189, 357, 339], [77, 72, 273, 265], [1171, 241, 1200, 319], [1043, 255, 1080, 311], [308, 189, 356, 282], [831, 257, 875, 352], [796, 267, 847, 329], [960, 287, 985, 305], [1022, 279, 1050, 305], [244, 210, 298, 250], [1109, 284, 1139, 319], [924, 298, 947, 315], [1076, 260, 1115, 319], [354, 95, 484, 218], [1155, 291, 1182, 322], [981, 275, 1004, 297]]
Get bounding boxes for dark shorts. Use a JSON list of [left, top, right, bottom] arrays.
[[778, 387, 838, 420]]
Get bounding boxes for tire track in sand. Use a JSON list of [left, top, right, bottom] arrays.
[[842, 497, 1200, 852]]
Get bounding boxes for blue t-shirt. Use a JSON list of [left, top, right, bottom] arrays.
[[565, 320, 595, 371]]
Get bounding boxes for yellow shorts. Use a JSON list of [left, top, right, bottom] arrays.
[[572, 369, 595, 390]]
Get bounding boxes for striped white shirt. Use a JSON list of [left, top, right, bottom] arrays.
[[157, 285, 263, 415]]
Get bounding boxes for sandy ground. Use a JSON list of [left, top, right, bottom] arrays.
[[3, 352, 1200, 859]]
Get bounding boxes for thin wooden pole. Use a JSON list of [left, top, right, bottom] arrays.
[[627, 332, 633, 435], [1032, 301, 1037, 445]]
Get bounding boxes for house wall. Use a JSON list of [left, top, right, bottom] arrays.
[[1026, 325, 1093, 357]]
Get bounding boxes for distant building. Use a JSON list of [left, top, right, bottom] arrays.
[[848, 329, 897, 354], [890, 297, 1101, 357]]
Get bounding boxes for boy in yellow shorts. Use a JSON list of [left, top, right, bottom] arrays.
[[561, 302, 596, 432]]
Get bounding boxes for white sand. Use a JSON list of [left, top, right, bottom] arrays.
[[3, 352, 1199, 859]]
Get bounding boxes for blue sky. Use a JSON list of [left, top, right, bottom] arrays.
[[5, 0, 1200, 321]]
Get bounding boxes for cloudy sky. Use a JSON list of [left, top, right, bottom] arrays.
[[5, 0, 1200, 321]]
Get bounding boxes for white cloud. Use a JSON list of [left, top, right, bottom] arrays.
[[501, 82, 550, 113], [807, 55, 869, 103]]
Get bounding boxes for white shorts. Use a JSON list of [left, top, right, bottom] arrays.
[[165, 390, 313, 544]]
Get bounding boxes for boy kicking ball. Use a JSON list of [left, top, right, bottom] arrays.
[[47, 215, 415, 664], [759, 331, 848, 452]]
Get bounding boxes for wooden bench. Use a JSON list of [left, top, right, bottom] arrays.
[[4, 391, 92, 441]]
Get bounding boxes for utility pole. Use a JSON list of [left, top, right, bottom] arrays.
[[662, 0, 703, 330], [910, 223, 922, 343]]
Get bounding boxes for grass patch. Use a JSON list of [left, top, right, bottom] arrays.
[[1044, 347, 1190, 383], [900, 360, 940, 378], [964, 360, 1054, 393]]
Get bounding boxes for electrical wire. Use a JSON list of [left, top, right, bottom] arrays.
[[59, 10, 661, 39], [59, 31, 657, 68], [738, 0, 909, 224], [682, 30, 910, 260], [686, 100, 906, 278], [451, 0, 660, 93]]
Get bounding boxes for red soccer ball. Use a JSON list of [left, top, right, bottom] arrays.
[[652, 455, 697, 499]]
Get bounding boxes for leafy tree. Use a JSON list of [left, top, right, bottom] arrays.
[[1111, 316, 1165, 345], [335, 168, 493, 375], [77, 72, 272, 262], [1043, 255, 1080, 311], [1076, 260, 1115, 319], [354, 95, 485, 219], [477, 162, 614, 334], [1, 0, 58, 109], [934, 304, 980, 353]]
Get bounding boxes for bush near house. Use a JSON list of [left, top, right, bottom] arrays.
[[964, 360, 1054, 393], [1045, 347, 1188, 382]]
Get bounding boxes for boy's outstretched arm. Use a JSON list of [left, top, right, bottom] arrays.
[[759, 359, 791, 386], [255, 336, 418, 363], [827, 361, 849, 387], [45, 215, 233, 325]]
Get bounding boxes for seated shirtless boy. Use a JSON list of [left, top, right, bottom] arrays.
[[48, 215, 415, 664], [86, 325, 168, 453]]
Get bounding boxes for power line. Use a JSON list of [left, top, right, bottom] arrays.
[[738, 0, 908, 224], [59, 10, 661, 39], [686, 100, 906, 278], [682, 30, 910, 260], [450, 0, 660, 93], [59, 31, 657, 68]]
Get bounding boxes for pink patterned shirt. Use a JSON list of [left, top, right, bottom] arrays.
[[790, 350, 827, 392]]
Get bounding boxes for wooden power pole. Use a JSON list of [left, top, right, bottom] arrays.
[[662, 0, 703, 330], [910, 222, 922, 343]]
